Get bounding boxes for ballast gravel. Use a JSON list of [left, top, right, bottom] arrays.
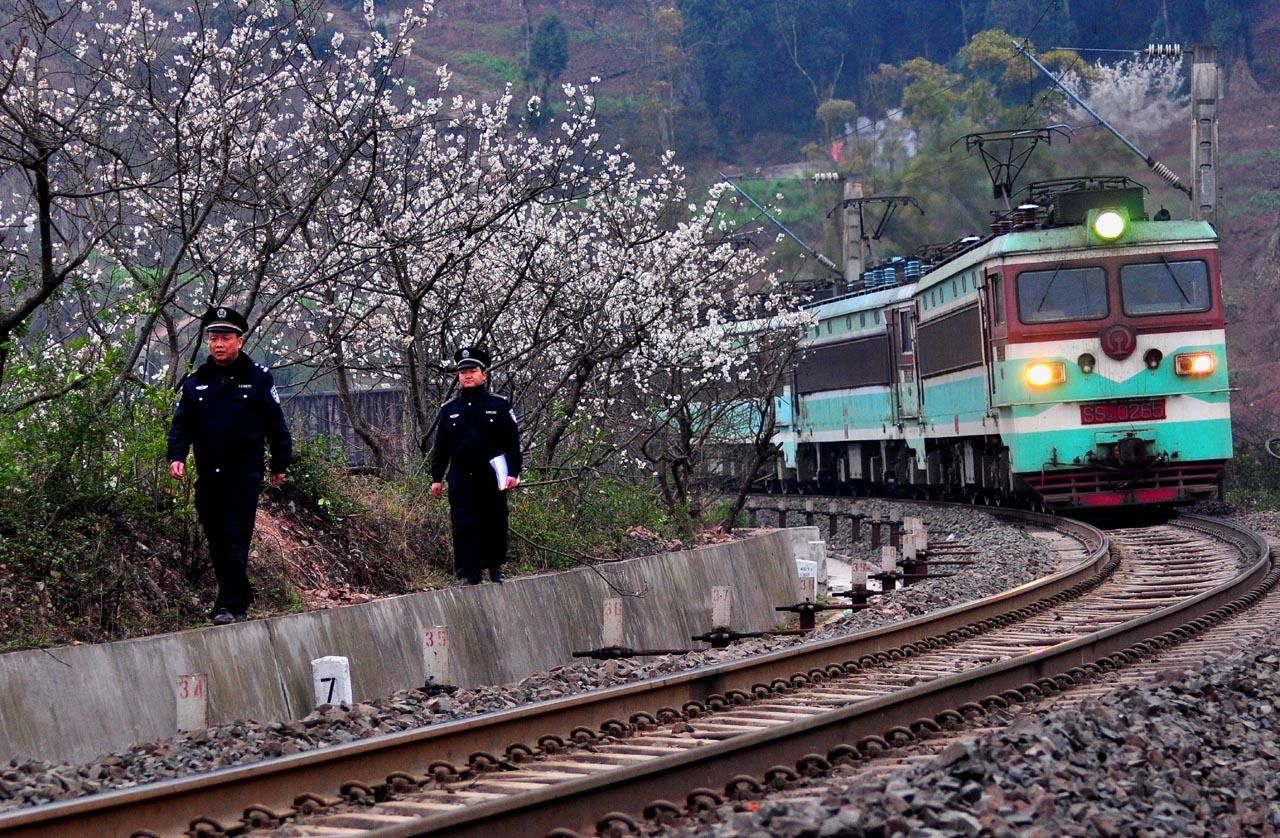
[[671, 649, 1280, 837]]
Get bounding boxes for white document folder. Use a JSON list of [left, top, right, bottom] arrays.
[[490, 454, 509, 490]]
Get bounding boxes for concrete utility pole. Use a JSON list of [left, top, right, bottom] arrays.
[[1190, 45, 1220, 226], [842, 179, 866, 285]]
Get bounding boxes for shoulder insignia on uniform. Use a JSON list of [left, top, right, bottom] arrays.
[[195, 384, 209, 390], [449, 412, 460, 418]]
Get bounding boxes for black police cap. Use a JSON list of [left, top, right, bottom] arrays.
[[453, 345, 490, 371], [202, 306, 248, 334]]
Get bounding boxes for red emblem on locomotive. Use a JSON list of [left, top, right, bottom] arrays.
[[1100, 323, 1137, 360]]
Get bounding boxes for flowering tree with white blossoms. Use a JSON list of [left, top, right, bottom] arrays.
[[0, 0, 809, 532], [1058, 56, 1189, 142]]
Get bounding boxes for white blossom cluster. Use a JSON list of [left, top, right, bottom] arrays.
[[1058, 56, 1189, 142], [0, 0, 807, 474]]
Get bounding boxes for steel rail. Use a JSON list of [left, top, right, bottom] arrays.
[[363, 514, 1270, 837], [0, 509, 1104, 838]]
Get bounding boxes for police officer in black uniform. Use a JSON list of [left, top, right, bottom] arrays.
[[429, 346, 522, 584], [167, 307, 293, 624]]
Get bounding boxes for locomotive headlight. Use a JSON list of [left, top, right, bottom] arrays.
[[1174, 351, 1216, 376], [1024, 361, 1066, 387], [1087, 207, 1129, 243]]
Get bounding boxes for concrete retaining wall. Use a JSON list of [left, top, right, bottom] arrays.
[[0, 529, 808, 765]]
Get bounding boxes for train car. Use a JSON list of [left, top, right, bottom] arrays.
[[767, 176, 1232, 508]]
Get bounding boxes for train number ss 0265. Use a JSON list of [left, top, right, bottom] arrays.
[[1079, 398, 1167, 425]]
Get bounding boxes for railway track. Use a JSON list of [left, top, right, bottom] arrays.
[[0, 510, 1267, 838]]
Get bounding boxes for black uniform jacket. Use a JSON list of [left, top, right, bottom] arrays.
[[430, 388, 522, 484], [167, 352, 293, 481]]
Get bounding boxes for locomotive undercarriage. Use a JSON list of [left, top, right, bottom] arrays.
[[757, 436, 1223, 508], [763, 436, 1019, 504]]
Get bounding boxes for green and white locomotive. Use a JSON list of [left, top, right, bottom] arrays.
[[771, 176, 1231, 508]]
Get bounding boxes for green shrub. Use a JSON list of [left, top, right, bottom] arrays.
[[507, 472, 670, 570], [282, 436, 361, 524]]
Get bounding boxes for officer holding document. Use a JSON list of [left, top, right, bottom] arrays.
[[429, 346, 522, 584]]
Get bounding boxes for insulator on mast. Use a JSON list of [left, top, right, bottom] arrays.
[[1151, 160, 1188, 192], [1143, 43, 1182, 59]]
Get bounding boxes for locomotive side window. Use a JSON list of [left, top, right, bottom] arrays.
[[1016, 266, 1107, 323], [898, 310, 914, 353], [1120, 260, 1211, 316]]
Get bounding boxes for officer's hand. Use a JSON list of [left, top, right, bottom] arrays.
[[430, 482, 444, 499], [503, 476, 520, 491], [269, 473, 286, 487], [169, 461, 185, 481]]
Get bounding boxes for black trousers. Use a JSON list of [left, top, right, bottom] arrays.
[[195, 475, 262, 613], [447, 476, 509, 582]]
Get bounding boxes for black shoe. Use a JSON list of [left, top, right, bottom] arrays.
[[212, 609, 236, 625], [490, 570, 504, 584], [233, 612, 249, 623]]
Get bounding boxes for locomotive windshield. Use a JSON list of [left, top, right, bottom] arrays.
[[1016, 266, 1108, 323], [1120, 259, 1211, 316]]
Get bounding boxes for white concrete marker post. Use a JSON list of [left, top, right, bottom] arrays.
[[175, 674, 208, 732], [423, 626, 451, 687], [311, 656, 353, 707], [903, 532, 918, 562], [795, 559, 818, 601], [881, 545, 898, 574], [808, 540, 828, 584], [602, 598, 625, 648], [711, 586, 732, 628]]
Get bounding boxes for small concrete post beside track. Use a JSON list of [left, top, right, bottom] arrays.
[[870, 514, 882, 549], [880, 545, 897, 575], [711, 586, 732, 628], [423, 626, 451, 688], [873, 545, 901, 591], [795, 559, 818, 601], [174, 674, 208, 732], [809, 540, 827, 586], [775, 503, 787, 528], [311, 656, 353, 707], [602, 598, 625, 648], [803, 500, 816, 527], [827, 500, 840, 538]]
